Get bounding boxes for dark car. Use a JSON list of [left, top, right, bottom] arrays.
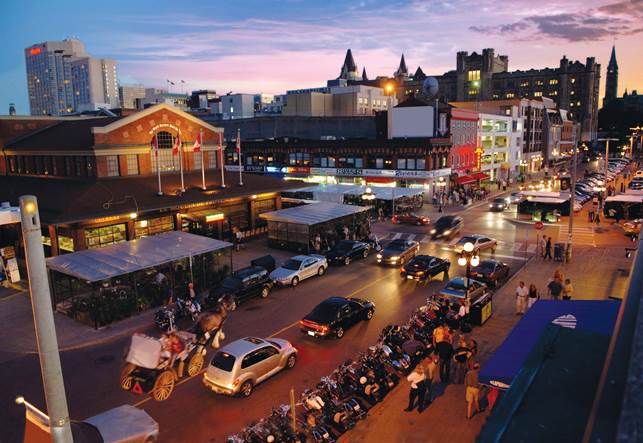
[[326, 240, 370, 266], [400, 255, 450, 282], [469, 259, 510, 287], [392, 213, 430, 226], [429, 215, 464, 240], [208, 266, 273, 310], [489, 197, 508, 212], [439, 277, 489, 304], [376, 238, 420, 266], [300, 296, 375, 339]]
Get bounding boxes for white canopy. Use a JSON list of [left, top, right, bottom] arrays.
[[260, 202, 369, 226], [47, 231, 232, 282], [286, 184, 424, 202], [0, 205, 20, 226]]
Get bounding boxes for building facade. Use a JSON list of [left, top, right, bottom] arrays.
[[220, 94, 256, 120], [119, 84, 146, 109], [71, 57, 120, 111], [603, 46, 618, 107], [476, 112, 521, 181], [449, 107, 479, 176], [283, 85, 394, 117]]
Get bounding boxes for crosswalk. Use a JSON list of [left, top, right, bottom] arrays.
[[557, 225, 596, 247]]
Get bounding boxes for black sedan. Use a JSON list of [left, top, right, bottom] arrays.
[[400, 255, 450, 283], [429, 215, 464, 240], [469, 259, 510, 287], [376, 239, 420, 266], [300, 296, 375, 339], [489, 197, 508, 212], [326, 240, 370, 266]]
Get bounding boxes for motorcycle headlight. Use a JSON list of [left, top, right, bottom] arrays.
[[430, 229, 436, 234], [376, 254, 382, 259]]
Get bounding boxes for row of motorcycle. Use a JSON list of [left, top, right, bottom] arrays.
[[226, 296, 450, 443]]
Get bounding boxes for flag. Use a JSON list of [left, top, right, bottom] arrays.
[[172, 133, 181, 156], [152, 133, 159, 157], [167, 79, 175, 85], [192, 132, 201, 153], [235, 135, 241, 153]]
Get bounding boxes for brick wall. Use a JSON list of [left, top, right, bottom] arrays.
[[118, 154, 128, 176], [95, 156, 108, 177], [139, 153, 152, 175]]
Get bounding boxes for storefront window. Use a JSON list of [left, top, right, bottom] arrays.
[[150, 131, 180, 173], [126, 154, 139, 175], [223, 203, 249, 231], [58, 236, 74, 252], [417, 158, 426, 170], [85, 224, 127, 249], [135, 216, 175, 238], [254, 199, 276, 227]]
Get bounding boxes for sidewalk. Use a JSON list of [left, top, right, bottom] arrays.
[[0, 237, 285, 355], [339, 245, 632, 443]]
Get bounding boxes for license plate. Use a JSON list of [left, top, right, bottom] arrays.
[[407, 275, 414, 280], [308, 331, 315, 337]]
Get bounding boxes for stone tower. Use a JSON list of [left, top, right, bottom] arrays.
[[603, 45, 618, 106]]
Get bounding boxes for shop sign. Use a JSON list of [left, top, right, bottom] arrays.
[[363, 169, 396, 177], [205, 213, 225, 223], [475, 146, 484, 171], [225, 165, 242, 172], [336, 168, 363, 176], [148, 123, 181, 135], [244, 165, 266, 173], [282, 166, 311, 174]]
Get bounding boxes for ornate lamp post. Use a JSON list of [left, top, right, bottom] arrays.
[[457, 241, 480, 301]]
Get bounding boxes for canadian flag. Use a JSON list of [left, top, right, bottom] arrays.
[[192, 132, 202, 153], [172, 133, 181, 156], [235, 133, 241, 153], [152, 133, 159, 156]]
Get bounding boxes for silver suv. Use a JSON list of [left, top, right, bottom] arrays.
[[203, 337, 297, 397]]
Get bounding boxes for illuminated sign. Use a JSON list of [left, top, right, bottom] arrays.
[[205, 213, 225, 223], [475, 147, 484, 171], [29, 47, 42, 56], [148, 123, 181, 135]]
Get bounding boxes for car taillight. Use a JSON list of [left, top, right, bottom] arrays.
[[299, 320, 305, 326], [321, 326, 328, 332]]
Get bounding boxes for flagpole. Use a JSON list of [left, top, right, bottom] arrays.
[[200, 129, 206, 191], [179, 135, 185, 192], [155, 134, 163, 196], [219, 132, 226, 188], [237, 128, 243, 186]]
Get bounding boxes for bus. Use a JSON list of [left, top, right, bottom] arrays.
[[517, 196, 570, 221], [604, 195, 643, 220]]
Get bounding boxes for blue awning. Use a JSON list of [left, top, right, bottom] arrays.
[[479, 300, 620, 389]]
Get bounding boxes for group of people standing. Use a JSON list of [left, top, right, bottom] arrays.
[[515, 270, 574, 314]]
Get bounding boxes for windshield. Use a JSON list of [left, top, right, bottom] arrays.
[[282, 259, 302, 271], [211, 351, 236, 372], [435, 217, 454, 227], [457, 236, 476, 245], [410, 257, 431, 267], [334, 241, 353, 252], [386, 240, 407, 251], [221, 277, 241, 290], [308, 303, 339, 322], [476, 261, 495, 272], [493, 198, 505, 203]]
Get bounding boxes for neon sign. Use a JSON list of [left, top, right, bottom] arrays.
[[475, 147, 484, 171]]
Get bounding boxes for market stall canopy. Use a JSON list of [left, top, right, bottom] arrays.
[[455, 172, 490, 185], [260, 202, 369, 226], [285, 184, 424, 202], [46, 231, 232, 283], [479, 300, 620, 389], [0, 204, 20, 226]]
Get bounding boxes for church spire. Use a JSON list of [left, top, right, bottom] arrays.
[[603, 45, 618, 106], [339, 49, 360, 80], [362, 67, 368, 81], [395, 54, 408, 78], [608, 45, 618, 70]]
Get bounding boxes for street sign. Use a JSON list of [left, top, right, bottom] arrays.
[[534, 221, 544, 230]]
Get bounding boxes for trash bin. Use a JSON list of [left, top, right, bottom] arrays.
[[554, 242, 565, 262], [469, 292, 493, 326]]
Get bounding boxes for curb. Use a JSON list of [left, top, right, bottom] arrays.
[[506, 218, 563, 227]]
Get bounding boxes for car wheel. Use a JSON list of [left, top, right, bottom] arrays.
[[239, 381, 253, 398], [318, 266, 326, 276], [344, 257, 351, 266], [260, 286, 270, 299], [336, 327, 345, 339], [286, 354, 297, 369], [362, 249, 369, 259], [365, 309, 374, 320], [291, 276, 299, 287]]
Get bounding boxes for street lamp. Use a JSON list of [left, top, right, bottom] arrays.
[[361, 186, 376, 202], [458, 241, 480, 300]]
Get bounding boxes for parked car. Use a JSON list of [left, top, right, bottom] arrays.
[[453, 235, 498, 254], [300, 296, 375, 339], [203, 337, 297, 397], [326, 240, 370, 266], [400, 255, 450, 282], [439, 277, 489, 304], [469, 259, 510, 287], [392, 213, 430, 226], [489, 197, 508, 212], [270, 254, 328, 287], [623, 219, 642, 236], [430, 215, 464, 240], [376, 238, 420, 266], [208, 266, 273, 310]]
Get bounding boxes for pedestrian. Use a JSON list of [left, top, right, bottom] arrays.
[[435, 325, 454, 383], [595, 212, 601, 227], [452, 336, 472, 384], [188, 282, 196, 301], [547, 276, 564, 300], [426, 353, 440, 404], [405, 365, 427, 412], [544, 236, 553, 260], [234, 228, 242, 251], [615, 211, 621, 225], [588, 208, 595, 222], [469, 338, 478, 357], [457, 299, 471, 332], [528, 283, 539, 309], [502, 180, 507, 191], [465, 362, 481, 419], [342, 225, 349, 240], [515, 281, 529, 314], [563, 278, 573, 300], [314, 233, 321, 253]]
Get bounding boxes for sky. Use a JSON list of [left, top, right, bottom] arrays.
[[1, 0, 642, 115]]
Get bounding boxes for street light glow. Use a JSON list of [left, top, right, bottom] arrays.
[[463, 242, 474, 253], [471, 256, 480, 267], [15, 396, 24, 405], [458, 257, 467, 266], [129, 212, 138, 219], [24, 202, 36, 213]]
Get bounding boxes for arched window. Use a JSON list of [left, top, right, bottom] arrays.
[[150, 131, 180, 173]]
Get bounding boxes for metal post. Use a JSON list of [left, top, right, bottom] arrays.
[[179, 137, 186, 193], [219, 132, 226, 189], [200, 129, 206, 191], [19, 196, 73, 443], [290, 387, 297, 433], [155, 144, 163, 196], [237, 128, 244, 186]]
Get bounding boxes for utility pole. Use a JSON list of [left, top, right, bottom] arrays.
[[19, 196, 73, 443]]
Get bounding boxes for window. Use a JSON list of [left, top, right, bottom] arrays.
[[207, 150, 217, 169], [397, 158, 406, 169], [535, 79, 544, 86], [506, 92, 515, 98], [85, 224, 127, 249], [106, 155, 119, 177], [125, 154, 139, 175], [520, 80, 529, 88], [534, 91, 543, 97], [135, 215, 174, 238], [417, 158, 426, 170], [75, 156, 84, 176], [150, 131, 179, 172], [549, 79, 558, 85], [467, 70, 480, 81]]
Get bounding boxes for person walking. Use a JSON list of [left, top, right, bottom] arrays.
[[405, 365, 427, 412], [465, 363, 481, 419], [595, 212, 601, 227], [425, 353, 440, 405], [562, 278, 574, 300], [528, 283, 539, 309], [544, 236, 553, 260], [547, 276, 564, 300], [234, 228, 242, 252], [515, 281, 529, 314], [435, 325, 454, 383], [452, 336, 473, 384]]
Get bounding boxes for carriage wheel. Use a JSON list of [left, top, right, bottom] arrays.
[[188, 353, 204, 377], [119, 363, 136, 391], [152, 370, 175, 401]]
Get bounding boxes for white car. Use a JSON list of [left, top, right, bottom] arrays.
[[270, 254, 328, 287], [453, 234, 498, 254]]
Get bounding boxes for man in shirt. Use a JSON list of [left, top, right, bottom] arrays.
[[405, 365, 426, 412], [547, 278, 564, 300], [515, 281, 529, 315], [465, 362, 481, 419]]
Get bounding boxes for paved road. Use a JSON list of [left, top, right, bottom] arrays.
[[1, 199, 627, 443]]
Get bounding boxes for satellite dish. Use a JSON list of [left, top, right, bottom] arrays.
[[422, 77, 439, 98]]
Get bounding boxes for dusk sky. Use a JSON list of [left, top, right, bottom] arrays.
[[1, 0, 642, 115]]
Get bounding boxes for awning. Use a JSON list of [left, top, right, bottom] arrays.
[[479, 300, 620, 389], [455, 175, 476, 185], [259, 202, 369, 226], [182, 208, 226, 223], [285, 184, 424, 201], [46, 231, 232, 282], [471, 172, 490, 181]]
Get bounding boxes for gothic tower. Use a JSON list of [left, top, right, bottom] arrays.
[[604, 45, 618, 106], [339, 49, 360, 81]]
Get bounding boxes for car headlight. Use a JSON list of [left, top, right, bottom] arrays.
[[430, 229, 436, 234], [444, 230, 451, 235], [489, 204, 493, 208], [390, 256, 399, 261], [376, 254, 382, 259]]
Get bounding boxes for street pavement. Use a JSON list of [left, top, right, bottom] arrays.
[[1, 171, 638, 443]]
